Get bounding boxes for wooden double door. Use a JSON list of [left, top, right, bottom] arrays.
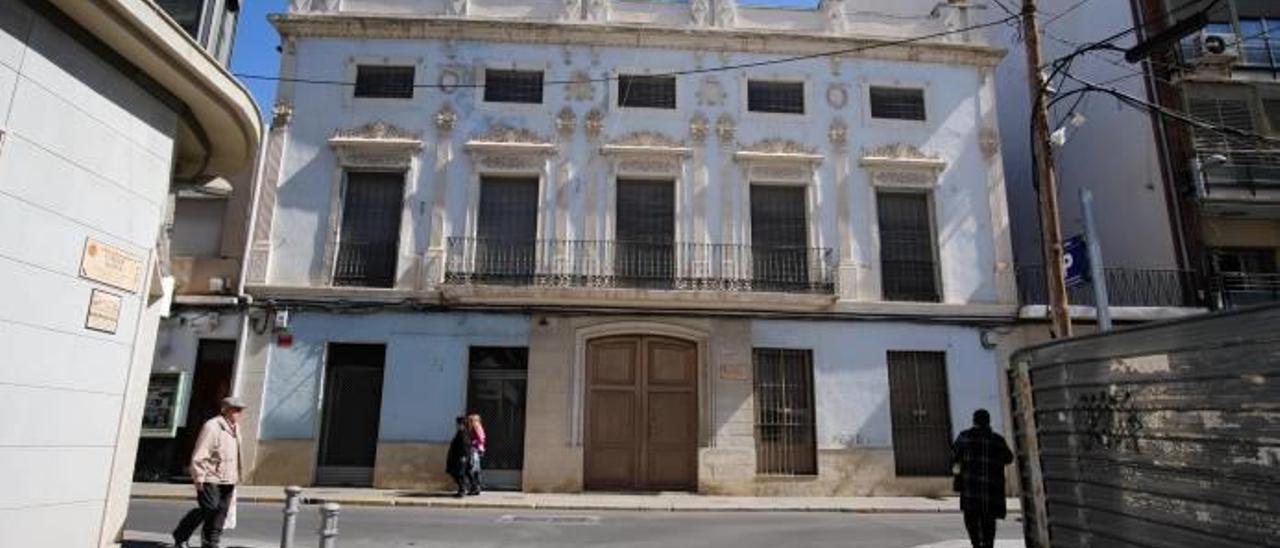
[[585, 336, 698, 491]]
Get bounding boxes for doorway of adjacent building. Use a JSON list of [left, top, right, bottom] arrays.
[[135, 339, 236, 482], [316, 343, 386, 487], [466, 347, 529, 490], [584, 336, 698, 491]]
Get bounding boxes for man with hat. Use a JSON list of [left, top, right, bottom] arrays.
[[172, 396, 246, 548]]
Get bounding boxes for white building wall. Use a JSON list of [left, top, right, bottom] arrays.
[[0, 2, 177, 546], [268, 35, 1010, 305]]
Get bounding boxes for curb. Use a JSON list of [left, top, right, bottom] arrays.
[[131, 493, 1018, 514]]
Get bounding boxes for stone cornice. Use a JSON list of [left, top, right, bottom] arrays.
[[270, 13, 1006, 67]]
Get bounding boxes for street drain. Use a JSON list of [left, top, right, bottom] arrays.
[[498, 515, 601, 525]]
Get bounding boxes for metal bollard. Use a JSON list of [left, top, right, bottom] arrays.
[[280, 486, 303, 548], [318, 502, 341, 548]]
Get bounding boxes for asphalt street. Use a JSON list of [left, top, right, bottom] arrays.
[[124, 499, 1024, 548]]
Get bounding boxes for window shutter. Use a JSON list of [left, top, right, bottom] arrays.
[[334, 172, 404, 287], [877, 192, 940, 302]]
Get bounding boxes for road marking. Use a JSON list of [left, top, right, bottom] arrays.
[[498, 514, 602, 525]]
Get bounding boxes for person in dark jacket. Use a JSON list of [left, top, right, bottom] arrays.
[[951, 408, 1014, 548], [445, 416, 470, 497]]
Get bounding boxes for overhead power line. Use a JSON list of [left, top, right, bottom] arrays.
[[236, 14, 1019, 89]]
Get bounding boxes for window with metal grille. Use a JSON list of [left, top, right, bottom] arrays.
[[615, 179, 675, 288], [466, 347, 529, 472], [617, 75, 677, 109], [747, 80, 805, 114], [750, 185, 810, 291], [753, 348, 817, 476], [870, 87, 926, 121], [1187, 97, 1256, 151], [877, 192, 940, 302], [886, 351, 953, 476], [484, 69, 544, 104], [334, 172, 404, 287], [475, 177, 540, 282], [353, 65, 415, 99]]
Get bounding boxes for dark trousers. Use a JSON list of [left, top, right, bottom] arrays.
[[174, 483, 235, 546], [963, 511, 997, 548]]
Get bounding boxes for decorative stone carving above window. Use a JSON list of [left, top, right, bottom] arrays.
[[870, 170, 937, 188], [565, 70, 594, 102], [601, 131, 688, 156], [586, 0, 610, 21], [734, 138, 823, 164], [616, 157, 682, 176], [714, 0, 737, 27], [556, 107, 577, 137], [435, 105, 458, 133], [446, 0, 468, 16], [821, 0, 847, 33], [271, 102, 294, 129], [561, 0, 583, 20], [691, 0, 711, 27], [329, 121, 423, 168], [715, 113, 736, 147], [829, 119, 848, 146], [584, 109, 605, 139], [690, 112, 710, 144], [859, 143, 946, 172], [465, 124, 557, 156]]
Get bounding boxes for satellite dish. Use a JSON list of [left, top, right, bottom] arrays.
[[1204, 35, 1228, 55]]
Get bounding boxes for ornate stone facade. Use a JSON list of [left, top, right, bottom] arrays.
[[715, 113, 736, 146], [690, 112, 710, 144], [740, 138, 817, 156], [471, 125, 551, 145], [332, 121, 420, 142]]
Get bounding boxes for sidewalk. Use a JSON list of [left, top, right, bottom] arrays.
[[132, 483, 1020, 514]]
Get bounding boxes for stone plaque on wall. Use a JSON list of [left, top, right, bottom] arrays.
[[85, 289, 122, 334], [80, 238, 142, 293]]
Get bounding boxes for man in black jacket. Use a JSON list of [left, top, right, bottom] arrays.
[[951, 408, 1014, 548], [445, 416, 470, 497]]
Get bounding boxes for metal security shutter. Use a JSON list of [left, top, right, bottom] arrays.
[[753, 348, 817, 476], [870, 87, 926, 121], [353, 66, 415, 99], [747, 81, 805, 114], [877, 192, 940, 302], [615, 179, 675, 287], [484, 69, 544, 104], [750, 185, 809, 291], [334, 172, 403, 287], [618, 75, 677, 109], [475, 177, 539, 282], [886, 351, 953, 476]]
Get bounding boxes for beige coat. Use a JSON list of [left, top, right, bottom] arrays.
[[189, 415, 241, 485]]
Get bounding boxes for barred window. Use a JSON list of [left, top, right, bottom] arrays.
[[886, 351, 953, 476], [877, 192, 940, 302], [747, 80, 805, 114], [870, 87, 926, 121], [615, 179, 675, 287], [484, 69, 544, 104], [753, 348, 817, 476], [618, 75, 677, 109], [353, 65, 415, 99], [1187, 97, 1256, 151], [751, 185, 810, 291], [334, 172, 404, 287], [474, 177, 540, 282]]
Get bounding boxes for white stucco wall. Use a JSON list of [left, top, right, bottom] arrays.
[[259, 312, 530, 443], [0, 2, 176, 545], [985, 1, 1181, 270], [752, 320, 1002, 449], [268, 34, 1010, 304]]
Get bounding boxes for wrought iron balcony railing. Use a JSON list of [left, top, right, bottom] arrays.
[[444, 238, 837, 294], [1199, 151, 1280, 193], [1211, 272, 1280, 308], [334, 240, 398, 288], [1016, 266, 1203, 308]]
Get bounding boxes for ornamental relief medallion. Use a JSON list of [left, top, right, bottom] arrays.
[[829, 119, 849, 146], [565, 71, 595, 102], [826, 84, 849, 109], [697, 76, 727, 107], [435, 106, 458, 133]]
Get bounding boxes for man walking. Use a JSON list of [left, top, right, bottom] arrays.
[[172, 397, 245, 548], [951, 409, 1014, 548]]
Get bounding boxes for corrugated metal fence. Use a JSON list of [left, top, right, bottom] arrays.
[[1010, 304, 1280, 548]]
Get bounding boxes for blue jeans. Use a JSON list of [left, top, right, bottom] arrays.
[[466, 448, 483, 492]]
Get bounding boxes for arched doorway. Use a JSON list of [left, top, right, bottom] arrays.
[[583, 335, 698, 491]]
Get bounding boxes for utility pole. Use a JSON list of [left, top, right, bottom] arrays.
[[1022, 0, 1073, 338]]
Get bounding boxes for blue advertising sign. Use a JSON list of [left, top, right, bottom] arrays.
[[1063, 235, 1089, 288]]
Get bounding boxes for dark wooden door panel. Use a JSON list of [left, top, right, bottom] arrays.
[[585, 336, 697, 492], [318, 344, 386, 486], [886, 351, 952, 476]]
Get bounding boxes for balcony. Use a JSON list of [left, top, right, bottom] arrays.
[[1195, 151, 1280, 216], [444, 238, 837, 295], [1016, 266, 1203, 309], [1211, 272, 1280, 308]]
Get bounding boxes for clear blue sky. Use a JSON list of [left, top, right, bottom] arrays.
[[230, 0, 821, 117]]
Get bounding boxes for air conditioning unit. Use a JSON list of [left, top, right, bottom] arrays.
[[1194, 31, 1239, 65]]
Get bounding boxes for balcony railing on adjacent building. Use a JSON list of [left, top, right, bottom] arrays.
[[1211, 272, 1280, 308], [1200, 151, 1280, 194], [444, 238, 837, 294], [1017, 266, 1203, 308]]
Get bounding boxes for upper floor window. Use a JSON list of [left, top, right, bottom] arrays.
[[615, 179, 676, 287], [618, 75, 677, 109], [333, 171, 404, 288], [353, 65, 415, 99], [473, 177, 540, 282], [751, 185, 810, 292], [747, 80, 805, 114], [870, 87, 926, 121], [484, 69, 544, 104], [877, 191, 940, 303], [1187, 96, 1255, 151]]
